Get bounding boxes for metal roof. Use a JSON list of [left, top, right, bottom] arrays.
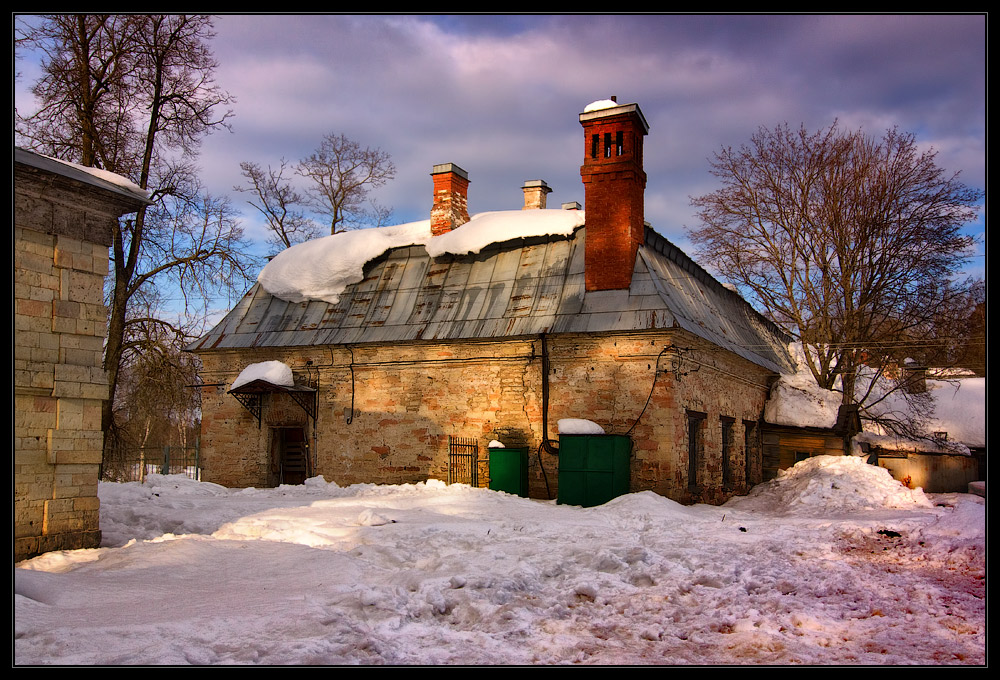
[[188, 226, 794, 374]]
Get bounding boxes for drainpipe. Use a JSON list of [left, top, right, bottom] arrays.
[[540, 333, 559, 455]]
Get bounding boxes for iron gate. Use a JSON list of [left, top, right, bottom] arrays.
[[448, 436, 479, 486]]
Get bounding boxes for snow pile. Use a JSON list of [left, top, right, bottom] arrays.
[[15, 470, 984, 665], [257, 209, 585, 305], [230, 360, 294, 391], [727, 455, 933, 515], [558, 418, 605, 435]]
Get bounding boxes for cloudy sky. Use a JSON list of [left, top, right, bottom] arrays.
[[16, 14, 986, 266]]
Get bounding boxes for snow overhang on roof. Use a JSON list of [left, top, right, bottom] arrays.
[[15, 147, 151, 205]]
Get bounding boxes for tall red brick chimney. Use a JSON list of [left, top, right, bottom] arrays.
[[579, 98, 649, 291], [430, 163, 470, 235]]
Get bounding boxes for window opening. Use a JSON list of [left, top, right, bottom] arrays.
[[687, 411, 706, 492], [721, 417, 734, 490]]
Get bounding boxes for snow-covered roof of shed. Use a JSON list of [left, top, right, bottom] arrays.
[[188, 211, 795, 375], [764, 344, 986, 449]]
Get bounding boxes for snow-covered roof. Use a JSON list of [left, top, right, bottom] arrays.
[[15, 146, 151, 203], [257, 210, 584, 306], [764, 345, 986, 450], [188, 211, 794, 375]]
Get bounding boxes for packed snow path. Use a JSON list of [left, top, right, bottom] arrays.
[[15, 457, 985, 665]]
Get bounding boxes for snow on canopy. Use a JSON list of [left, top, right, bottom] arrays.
[[257, 209, 585, 305], [923, 377, 985, 447], [231, 360, 294, 391], [855, 377, 986, 455]]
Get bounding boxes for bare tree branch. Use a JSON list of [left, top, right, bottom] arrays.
[[296, 133, 396, 234]]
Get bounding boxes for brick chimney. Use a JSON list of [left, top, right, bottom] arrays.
[[521, 179, 552, 210], [579, 98, 649, 291], [430, 163, 470, 235]]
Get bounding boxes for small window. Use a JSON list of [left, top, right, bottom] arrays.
[[687, 411, 706, 492], [604, 132, 614, 158], [721, 417, 734, 490], [794, 451, 811, 463], [616, 130, 624, 156], [591, 134, 599, 159], [743, 420, 758, 486]]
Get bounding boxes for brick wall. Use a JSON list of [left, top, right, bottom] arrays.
[[195, 330, 774, 505]]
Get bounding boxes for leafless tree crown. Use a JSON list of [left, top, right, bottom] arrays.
[[688, 121, 983, 439]]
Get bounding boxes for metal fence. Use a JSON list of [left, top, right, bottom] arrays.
[[102, 442, 201, 483], [448, 436, 480, 487]]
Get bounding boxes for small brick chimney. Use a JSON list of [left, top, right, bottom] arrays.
[[579, 98, 649, 291], [430, 163, 470, 235], [521, 179, 552, 210]]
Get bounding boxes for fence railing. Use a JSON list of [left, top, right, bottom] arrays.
[[102, 441, 201, 483]]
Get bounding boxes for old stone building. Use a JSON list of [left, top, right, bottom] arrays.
[[15, 148, 150, 561], [188, 100, 795, 505]]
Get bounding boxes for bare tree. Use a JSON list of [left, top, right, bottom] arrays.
[[297, 132, 396, 233], [103, 293, 202, 481], [688, 121, 983, 439], [235, 159, 319, 251], [16, 15, 257, 464]]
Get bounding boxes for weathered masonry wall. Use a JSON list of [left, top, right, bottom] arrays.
[[196, 329, 776, 505], [14, 152, 147, 562]]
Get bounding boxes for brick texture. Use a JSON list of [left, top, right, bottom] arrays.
[[196, 331, 773, 505]]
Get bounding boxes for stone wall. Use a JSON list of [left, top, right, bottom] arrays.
[[195, 329, 776, 505], [14, 151, 147, 562], [15, 226, 112, 560]]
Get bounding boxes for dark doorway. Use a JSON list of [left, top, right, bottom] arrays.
[[271, 427, 309, 485]]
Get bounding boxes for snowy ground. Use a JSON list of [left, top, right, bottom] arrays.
[[15, 456, 985, 666]]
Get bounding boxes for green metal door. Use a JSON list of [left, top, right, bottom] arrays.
[[557, 435, 631, 507]]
